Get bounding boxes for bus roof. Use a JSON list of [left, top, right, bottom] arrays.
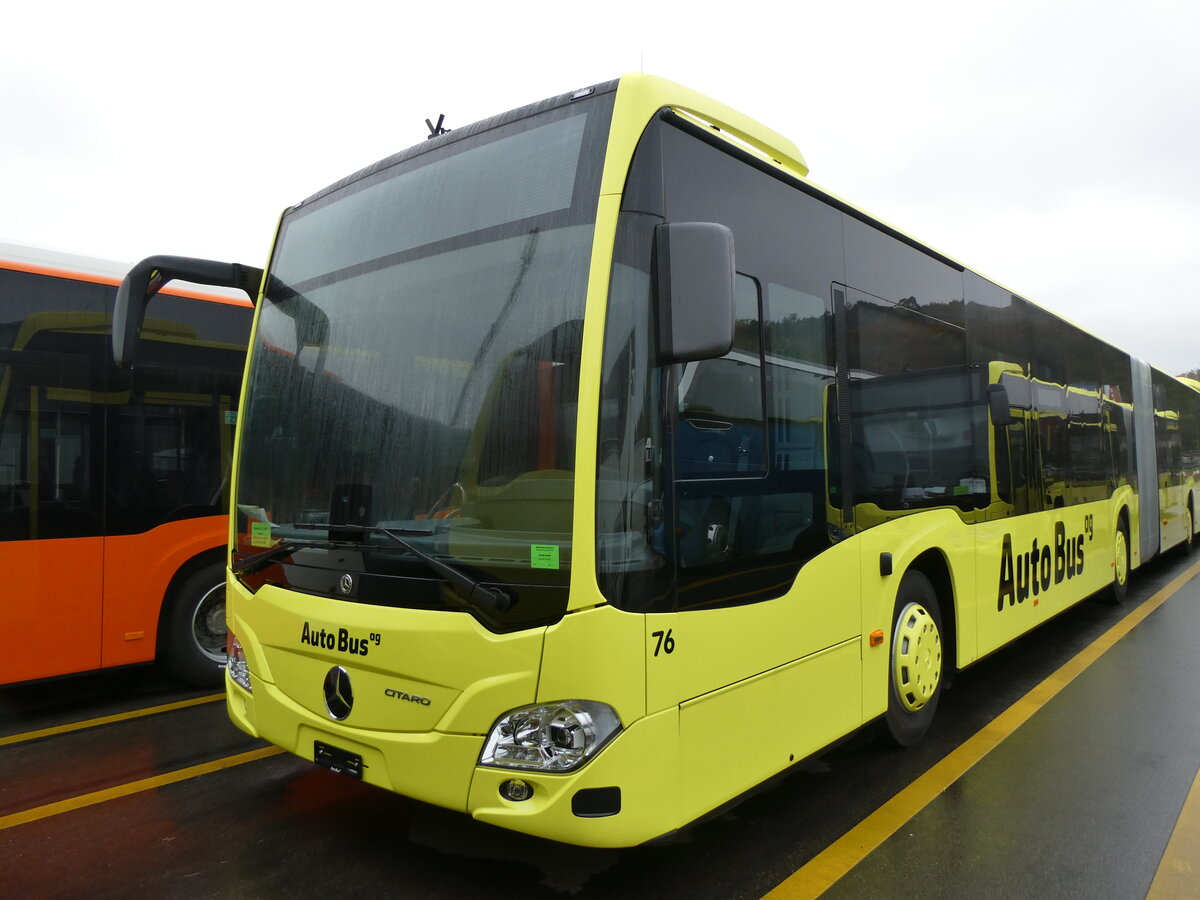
[[0, 240, 253, 307]]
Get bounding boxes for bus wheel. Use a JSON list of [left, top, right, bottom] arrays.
[[1183, 506, 1195, 557], [160, 561, 227, 686], [1104, 521, 1130, 604], [882, 571, 943, 748]]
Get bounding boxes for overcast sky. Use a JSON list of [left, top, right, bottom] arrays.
[[3, 0, 1197, 373]]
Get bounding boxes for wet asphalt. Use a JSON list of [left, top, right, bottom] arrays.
[[2, 550, 1197, 899]]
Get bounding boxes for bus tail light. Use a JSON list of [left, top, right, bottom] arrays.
[[480, 701, 621, 772], [226, 630, 252, 693]]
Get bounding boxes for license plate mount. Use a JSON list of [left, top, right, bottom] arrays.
[[314, 740, 364, 779]]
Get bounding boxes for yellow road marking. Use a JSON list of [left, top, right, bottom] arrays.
[[765, 558, 1200, 900], [1147, 763, 1200, 900], [0, 693, 225, 748], [0, 746, 285, 831]]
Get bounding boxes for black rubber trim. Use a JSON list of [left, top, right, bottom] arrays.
[[571, 786, 622, 818]]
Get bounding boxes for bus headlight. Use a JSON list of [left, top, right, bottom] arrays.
[[226, 630, 252, 693], [480, 701, 621, 772]]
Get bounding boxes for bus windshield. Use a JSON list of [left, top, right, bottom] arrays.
[[234, 94, 613, 629]]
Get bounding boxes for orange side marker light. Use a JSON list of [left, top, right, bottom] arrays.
[[869, 629, 885, 647]]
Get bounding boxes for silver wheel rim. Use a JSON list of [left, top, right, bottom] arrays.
[[192, 583, 226, 661]]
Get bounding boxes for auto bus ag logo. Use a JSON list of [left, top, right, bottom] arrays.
[[997, 517, 1091, 611], [300, 621, 380, 656]]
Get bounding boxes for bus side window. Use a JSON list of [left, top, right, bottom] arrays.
[[0, 269, 107, 541], [844, 286, 974, 518]]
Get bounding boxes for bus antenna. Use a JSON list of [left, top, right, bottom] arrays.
[[425, 114, 450, 139]]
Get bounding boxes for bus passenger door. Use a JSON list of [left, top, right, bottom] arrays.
[[662, 276, 861, 827], [0, 325, 107, 683]]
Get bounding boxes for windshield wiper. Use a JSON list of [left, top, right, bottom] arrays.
[[233, 538, 337, 575], [293, 523, 514, 616]]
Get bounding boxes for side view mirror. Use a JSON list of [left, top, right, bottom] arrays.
[[654, 222, 735, 364], [987, 384, 1017, 427], [114, 255, 263, 369]]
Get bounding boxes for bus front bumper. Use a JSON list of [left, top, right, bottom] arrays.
[[227, 674, 681, 847]]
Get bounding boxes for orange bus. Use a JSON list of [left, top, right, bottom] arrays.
[[0, 241, 251, 685]]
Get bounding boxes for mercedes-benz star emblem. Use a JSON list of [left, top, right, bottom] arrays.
[[323, 666, 354, 720], [338, 573, 354, 595]]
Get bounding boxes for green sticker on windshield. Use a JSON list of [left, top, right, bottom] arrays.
[[250, 521, 273, 548], [531, 544, 560, 570]]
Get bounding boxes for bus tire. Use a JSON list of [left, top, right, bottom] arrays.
[[1182, 504, 1195, 557], [1104, 520, 1130, 604], [160, 561, 227, 686], [881, 570, 943, 748]]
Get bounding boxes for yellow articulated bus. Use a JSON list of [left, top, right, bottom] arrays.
[[113, 75, 1200, 846]]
